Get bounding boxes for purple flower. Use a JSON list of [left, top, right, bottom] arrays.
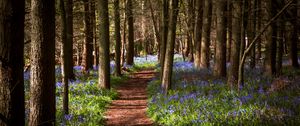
[[64, 114, 73, 121], [258, 86, 264, 94], [78, 115, 84, 123], [56, 81, 63, 87]]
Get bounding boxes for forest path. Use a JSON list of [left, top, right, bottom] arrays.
[[104, 70, 155, 126]]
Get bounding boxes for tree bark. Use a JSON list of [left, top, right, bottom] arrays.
[[0, 0, 25, 125], [200, 0, 212, 68], [126, 0, 134, 65], [59, 0, 69, 115], [160, 0, 169, 80], [264, 0, 277, 76], [194, 0, 203, 69], [29, 0, 56, 125], [162, 0, 179, 93], [288, 0, 299, 68], [227, 0, 241, 87], [65, 0, 75, 79], [214, 0, 227, 78], [82, 0, 93, 71], [98, 0, 111, 89], [114, 0, 122, 76]]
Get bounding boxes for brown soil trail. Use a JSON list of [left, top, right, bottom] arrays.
[[104, 70, 156, 126]]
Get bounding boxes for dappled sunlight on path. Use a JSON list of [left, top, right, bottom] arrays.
[[104, 70, 155, 126]]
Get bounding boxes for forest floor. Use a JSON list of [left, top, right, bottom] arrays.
[[104, 70, 155, 126]]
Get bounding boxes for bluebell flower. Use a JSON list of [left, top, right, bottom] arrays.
[[73, 66, 82, 71], [56, 81, 63, 87], [64, 114, 73, 121], [24, 71, 30, 81], [258, 86, 264, 94], [78, 115, 84, 123]]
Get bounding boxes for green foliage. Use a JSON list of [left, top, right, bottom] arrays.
[[56, 78, 118, 125]]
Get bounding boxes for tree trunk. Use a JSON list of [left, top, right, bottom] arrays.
[[227, 0, 241, 87], [200, 0, 212, 68], [194, 0, 203, 69], [249, 0, 257, 69], [160, 0, 169, 80], [162, 0, 179, 93], [289, 0, 299, 68], [276, 20, 283, 75], [264, 0, 277, 76], [59, 0, 69, 115], [65, 0, 75, 79], [91, 0, 99, 67], [82, 0, 93, 71], [126, 0, 134, 65], [0, 0, 25, 125], [29, 0, 56, 125], [214, 0, 227, 78], [114, 0, 122, 76], [187, 0, 195, 62], [98, 0, 111, 89], [226, 1, 232, 62]]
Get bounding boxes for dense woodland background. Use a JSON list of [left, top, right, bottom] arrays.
[[1, 0, 300, 125]]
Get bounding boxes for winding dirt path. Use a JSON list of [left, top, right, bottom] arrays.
[[104, 70, 155, 126]]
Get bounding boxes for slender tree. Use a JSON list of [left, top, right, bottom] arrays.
[[264, 0, 277, 76], [98, 0, 110, 89], [200, 0, 212, 69], [126, 0, 134, 65], [66, 0, 75, 79], [91, 0, 99, 67], [214, 0, 227, 77], [0, 0, 25, 125], [288, 0, 299, 68], [227, 0, 241, 87], [29, 0, 56, 125], [82, 0, 93, 72], [160, 0, 169, 79], [59, 0, 69, 115], [114, 0, 122, 76], [161, 0, 179, 93], [194, 0, 203, 69]]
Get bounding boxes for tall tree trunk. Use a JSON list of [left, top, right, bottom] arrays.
[[98, 0, 110, 89], [0, 0, 25, 125], [249, 0, 257, 69], [239, 0, 248, 61], [121, 0, 127, 67], [200, 0, 212, 68], [149, 0, 161, 55], [114, 0, 122, 76], [160, 0, 169, 80], [91, 0, 99, 67], [82, 0, 93, 71], [214, 0, 227, 78], [289, 0, 299, 68], [187, 0, 195, 62], [162, 0, 179, 93], [194, 0, 203, 69], [264, 0, 277, 76], [256, 0, 262, 64], [276, 20, 283, 75], [227, 0, 241, 87], [226, 1, 232, 62], [126, 0, 134, 65], [29, 0, 56, 125], [66, 0, 75, 79], [59, 0, 69, 115]]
